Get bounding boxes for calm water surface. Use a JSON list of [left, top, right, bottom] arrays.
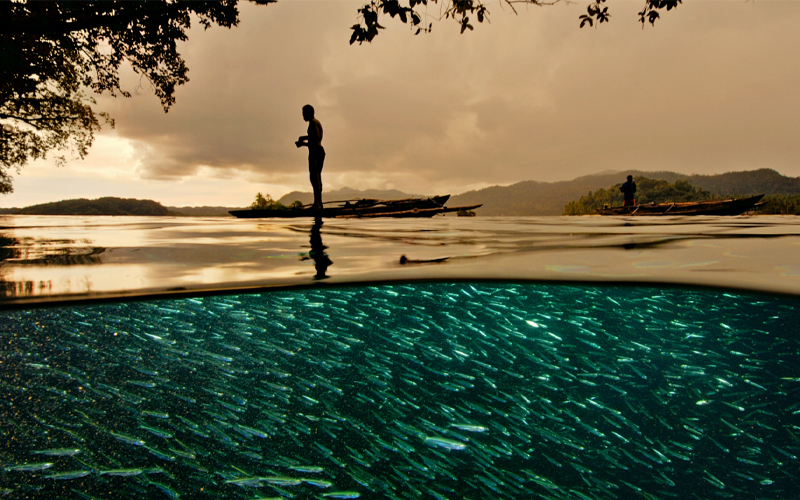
[[1, 216, 799, 499], [2, 215, 800, 305]]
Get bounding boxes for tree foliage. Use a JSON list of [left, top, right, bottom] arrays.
[[0, 1, 277, 195], [250, 192, 289, 210], [563, 177, 716, 215], [756, 195, 800, 216], [350, 0, 682, 44]]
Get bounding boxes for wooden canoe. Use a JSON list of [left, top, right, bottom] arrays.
[[335, 204, 483, 218], [229, 195, 470, 219], [598, 194, 765, 216]]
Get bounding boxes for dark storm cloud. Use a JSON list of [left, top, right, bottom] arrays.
[[96, 0, 800, 194]]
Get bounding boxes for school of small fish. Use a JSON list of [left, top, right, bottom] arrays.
[[0, 284, 798, 499]]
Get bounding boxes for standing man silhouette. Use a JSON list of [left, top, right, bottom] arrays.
[[295, 105, 325, 211], [620, 175, 636, 207]]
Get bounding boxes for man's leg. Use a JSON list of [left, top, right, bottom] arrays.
[[308, 167, 321, 209], [311, 170, 322, 209], [309, 149, 325, 209]]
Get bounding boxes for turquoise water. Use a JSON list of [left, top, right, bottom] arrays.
[[2, 215, 800, 498], [1, 283, 799, 499]]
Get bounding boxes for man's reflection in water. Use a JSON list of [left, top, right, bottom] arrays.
[[300, 218, 333, 280]]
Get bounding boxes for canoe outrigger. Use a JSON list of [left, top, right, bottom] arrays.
[[598, 194, 765, 216], [229, 195, 482, 219]]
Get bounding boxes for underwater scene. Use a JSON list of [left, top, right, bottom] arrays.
[[1, 283, 798, 499]]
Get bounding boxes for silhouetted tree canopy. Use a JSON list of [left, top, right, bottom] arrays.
[[250, 192, 289, 210], [349, 0, 681, 43], [1, 0, 680, 195], [755, 195, 800, 215], [16, 197, 169, 215], [0, 1, 277, 194]]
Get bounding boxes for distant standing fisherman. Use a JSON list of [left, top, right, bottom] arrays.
[[295, 105, 325, 210], [620, 175, 636, 207]]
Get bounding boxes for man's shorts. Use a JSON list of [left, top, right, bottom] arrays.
[[308, 146, 325, 172]]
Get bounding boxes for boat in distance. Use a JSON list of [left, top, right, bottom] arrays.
[[598, 194, 765, 216], [229, 195, 483, 219]]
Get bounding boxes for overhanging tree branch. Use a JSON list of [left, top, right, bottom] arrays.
[[350, 0, 680, 43], [0, 1, 238, 36]]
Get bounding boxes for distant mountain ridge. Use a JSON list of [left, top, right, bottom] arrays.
[[685, 169, 800, 196], [278, 169, 800, 216], [2, 169, 797, 216], [449, 168, 800, 216]]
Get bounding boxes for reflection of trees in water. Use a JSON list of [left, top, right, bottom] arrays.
[[1, 235, 21, 296], [2, 280, 53, 298], [1, 234, 102, 297], [12, 247, 104, 266], [3, 236, 104, 266]]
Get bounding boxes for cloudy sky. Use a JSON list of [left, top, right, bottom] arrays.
[[4, 0, 800, 207]]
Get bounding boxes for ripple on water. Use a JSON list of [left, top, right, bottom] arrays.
[[1, 215, 800, 305]]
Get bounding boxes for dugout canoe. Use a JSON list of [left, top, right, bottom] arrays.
[[598, 195, 765, 216], [229, 195, 481, 218]]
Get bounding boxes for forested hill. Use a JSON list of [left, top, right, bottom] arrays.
[[687, 169, 800, 196], [449, 169, 800, 216], [13, 197, 169, 215]]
